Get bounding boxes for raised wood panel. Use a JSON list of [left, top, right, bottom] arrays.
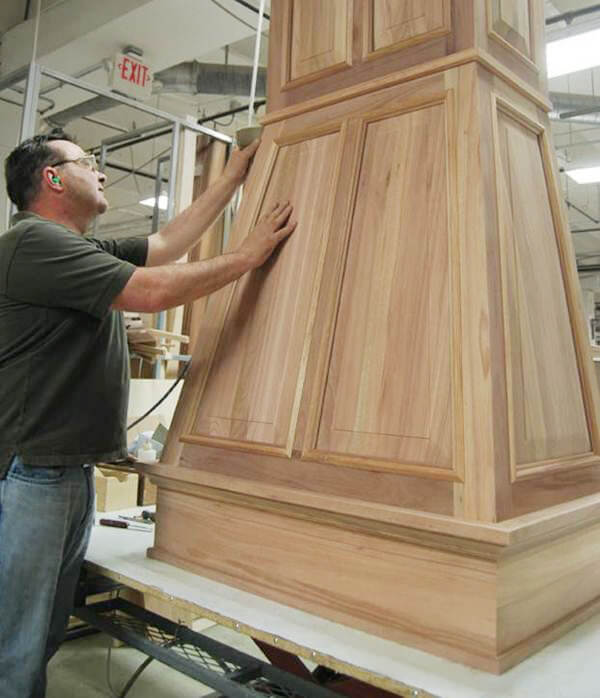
[[150, 489, 499, 670], [285, 0, 352, 88], [182, 129, 342, 455], [367, 0, 451, 56], [309, 99, 458, 476], [488, 0, 532, 61], [178, 443, 454, 515], [182, 137, 227, 356], [498, 521, 600, 653], [492, 98, 592, 478]]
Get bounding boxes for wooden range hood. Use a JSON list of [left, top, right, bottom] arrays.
[[142, 0, 600, 673]]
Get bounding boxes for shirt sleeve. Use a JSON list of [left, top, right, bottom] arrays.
[[5, 222, 140, 319], [91, 236, 148, 267]]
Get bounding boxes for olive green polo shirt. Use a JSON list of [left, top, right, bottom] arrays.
[[0, 211, 148, 473]]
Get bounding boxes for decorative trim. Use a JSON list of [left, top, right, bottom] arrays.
[[262, 49, 551, 127], [514, 453, 600, 481]]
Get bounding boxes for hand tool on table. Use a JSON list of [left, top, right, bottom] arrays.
[[99, 518, 152, 532]]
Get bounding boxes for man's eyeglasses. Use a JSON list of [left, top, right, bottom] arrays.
[[50, 154, 100, 172]]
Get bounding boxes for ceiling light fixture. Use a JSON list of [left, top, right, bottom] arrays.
[[566, 166, 600, 184], [547, 27, 600, 78], [139, 195, 168, 210]]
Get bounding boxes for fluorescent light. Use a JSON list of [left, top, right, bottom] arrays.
[[139, 195, 168, 210], [547, 28, 600, 78], [566, 167, 600, 184]]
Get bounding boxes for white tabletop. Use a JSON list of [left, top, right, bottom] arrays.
[[86, 508, 600, 698]]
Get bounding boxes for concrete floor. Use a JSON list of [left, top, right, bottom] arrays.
[[47, 623, 266, 698]]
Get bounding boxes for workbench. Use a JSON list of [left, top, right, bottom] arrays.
[[83, 510, 600, 698]]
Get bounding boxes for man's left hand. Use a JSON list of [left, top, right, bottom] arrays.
[[224, 139, 261, 185]]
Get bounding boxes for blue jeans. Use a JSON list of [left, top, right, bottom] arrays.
[[0, 456, 95, 698]]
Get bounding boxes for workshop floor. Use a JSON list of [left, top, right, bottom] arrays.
[[47, 623, 264, 697]]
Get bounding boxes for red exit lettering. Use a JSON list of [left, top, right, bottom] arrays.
[[118, 56, 151, 87]]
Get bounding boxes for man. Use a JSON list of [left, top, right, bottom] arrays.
[[0, 129, 296, 698]]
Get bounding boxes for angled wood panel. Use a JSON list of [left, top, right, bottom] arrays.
[[488, 0, 533, 63], [365, 0, 451, 57], [282, 0, 352, 89], [306, 97, 460, 478], [492, 97, 592, 479], [180, 128, 343, 456]]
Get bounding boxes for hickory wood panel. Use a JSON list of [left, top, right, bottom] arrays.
[[480, 0, 543, 84], [146, 477, 600, 672], [447, 63, 511, 522], [366, 0, 451, 57], [497, 521, 600, 652], [269, 0, 457, 112], [145, 458, 600, 559], [534, 111, 600, 466], [178, 443, 455, 516], [182, 137, 227, 356], [488, 0, 531, 58], [283, 0, 352, 89], [185, 129, 342, 454], [149, 488, 500, 671], [492, 97, 592, 476], [163, 125, 288, 468], [509, 463, 600, 517], [310, 98, 456, 474], [145, 463, 506, 553], [144, 456, 600, 548], [268, 1, 546, 113]]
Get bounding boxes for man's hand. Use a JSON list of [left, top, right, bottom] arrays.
[[224, 139, 261, 185], [237, 201, 297, 269]]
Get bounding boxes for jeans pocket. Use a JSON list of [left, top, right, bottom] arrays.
[[8, 457, 67, 484]]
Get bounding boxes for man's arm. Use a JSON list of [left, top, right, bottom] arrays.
[[111, 202, 296, 312], [145, 140, 259, 267]]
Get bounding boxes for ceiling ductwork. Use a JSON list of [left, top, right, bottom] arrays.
[[550, 91, 600, 124], [153, 61, 266, 97], [44, 61, 266, 127]]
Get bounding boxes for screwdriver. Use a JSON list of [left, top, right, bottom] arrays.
[[99, 518, 152, 532]]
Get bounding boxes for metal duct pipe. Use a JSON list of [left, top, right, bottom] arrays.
[[153, 61, 266, 97], [546, 3, 600, 26], [550, 91, 600, 124]]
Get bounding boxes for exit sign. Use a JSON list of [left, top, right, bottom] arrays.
[[110, 52, 153, 100]]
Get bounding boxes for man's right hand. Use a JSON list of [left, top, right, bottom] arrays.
[[111, 202, 297, 313], [237, 201, 297, 269]]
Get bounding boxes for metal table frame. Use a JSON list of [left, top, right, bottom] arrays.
[[74, 573, 371, 698]]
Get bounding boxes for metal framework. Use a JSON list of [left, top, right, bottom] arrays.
[[75, 595, 346, 698], [2, 60, 233, 230], [2, 61, 236, 377]]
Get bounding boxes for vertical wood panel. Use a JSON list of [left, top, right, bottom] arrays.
[[182, 137, 227, 356], [284, 0, 352, 87], [488, 0, 532, 60], [182, 129, 342, 455], [493, 99, 591, 476], [311, 100, 456, 475], [367, 0, 451, 56]]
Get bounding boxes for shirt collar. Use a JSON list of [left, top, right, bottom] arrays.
[[10, 210, 44, 226]]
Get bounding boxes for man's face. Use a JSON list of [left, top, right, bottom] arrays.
[[48, 140, 108, 218]]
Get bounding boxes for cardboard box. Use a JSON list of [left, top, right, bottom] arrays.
[[95, 466, 138, 512]]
